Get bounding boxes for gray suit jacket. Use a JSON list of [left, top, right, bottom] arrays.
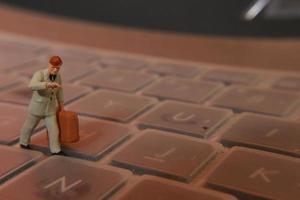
[[28, 69, 64, 116]]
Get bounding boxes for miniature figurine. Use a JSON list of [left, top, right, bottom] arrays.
[[19, 56, 65, 155]]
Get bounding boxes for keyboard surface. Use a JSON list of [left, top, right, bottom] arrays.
[[0, 31, 299, 200]]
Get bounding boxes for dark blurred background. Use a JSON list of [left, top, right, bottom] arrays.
[[0, 0, 300, 37]]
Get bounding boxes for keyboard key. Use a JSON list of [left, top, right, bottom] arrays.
[[31, 116, 130, 160], [205, 147, 300, 200], [0, 39, 45, 54], [6, 60, 43, 76], [219, 113, 300, 157], [62, 84, 92, 104], [0, 53, 34, 71], [142, 77, 221, 103], [201, 69, 259, 85], [0, 102, 37, 144], [0, 156, 130, 199], [147, 62, 201, 78], [0, 82, 34, 105], [58, 61, 96, 80], [11, 60, 96, 82], [80, 69, 156, 92], [42, 47, 98, 63], [0, 82, 91, 105], [137, 101, 232, 138], [0, 38, 44, 70], [67, 90, 157, 122], [0, 145, 42, 184], [0, 74, 22, 91], [272, 76, 300, 91], [111, 130, 219, 182], [211, 86, 300, 116], [98, 55, 147, 70], [113, 176, 237, 200]]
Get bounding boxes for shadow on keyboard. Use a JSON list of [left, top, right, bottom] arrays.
[[0, 31, 300, 199]]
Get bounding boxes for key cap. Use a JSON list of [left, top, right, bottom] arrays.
[[80, 69, 156, 92], [7, 60, 44, 77], [58, 61, 96, 82], [0, 156, 130, 200], [142, 77, 221, 103], [111, 129, 219, 182], [0, 37, 45, 71], [98, 55, 147, 70], [31, 116, 130, 160], [211, 86, 300, 116], [42, 47, 98, 63], [12, 60, 96, 82], [0, 83, 91, 105], [0, 145, 42, 184], [67, 90, 157, 122], [0, 102, 42, 144], [147, 62, 201, 78], [0, 39, 45, 54], [0, 53, 35, 71], [272, 76, 300, 91], [137, 101, 232, 138], [0, 82, 31, 105], [113, 176, 237, 200], [62, 83, 92, 104], [219, 113, 300, 157], [205, 147, 300, 200], [201, 69, 259, 85], [0, 73, 21, 91]]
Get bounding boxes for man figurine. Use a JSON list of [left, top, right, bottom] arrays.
[[19, 56, 65, 155]]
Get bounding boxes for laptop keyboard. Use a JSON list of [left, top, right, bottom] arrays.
[[0, 32, 299, 199]]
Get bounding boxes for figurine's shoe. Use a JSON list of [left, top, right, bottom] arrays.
[[51, 151, 66, 156], [20, 144, 31, 149]]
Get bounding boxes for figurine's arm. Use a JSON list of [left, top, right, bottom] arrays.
[[28, 71, 47, 91]]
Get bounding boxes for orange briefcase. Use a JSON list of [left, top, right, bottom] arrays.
[[56, 109, 80, 143]]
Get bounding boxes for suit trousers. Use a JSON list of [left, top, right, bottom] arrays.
[[19, 113, 61, 153]]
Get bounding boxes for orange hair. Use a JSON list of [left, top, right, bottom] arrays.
[[49, 56, 62, 66]]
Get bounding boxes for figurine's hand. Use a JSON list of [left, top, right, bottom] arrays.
[[46, 82, 61, 89], [59, 103, 64, 111], [52, 82, 61, 88]]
